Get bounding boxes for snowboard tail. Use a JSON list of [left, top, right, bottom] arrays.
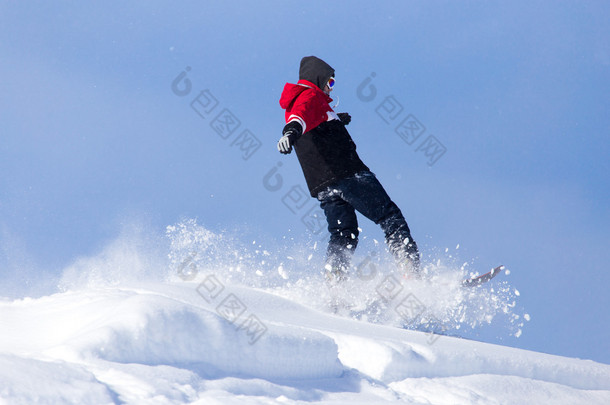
[[462, 265, 505, 287]]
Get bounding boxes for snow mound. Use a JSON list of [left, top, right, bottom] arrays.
[[2, 286, 342, 382], [0, 354, 115, 405]]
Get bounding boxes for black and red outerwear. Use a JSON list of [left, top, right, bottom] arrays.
[[279, 79, 369, 197]]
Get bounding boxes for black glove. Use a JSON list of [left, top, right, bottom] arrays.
[[277, 121, 303, 154], [338, 112, 351, 125]]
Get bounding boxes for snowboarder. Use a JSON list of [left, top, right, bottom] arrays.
[[278, 56, 420, 283]]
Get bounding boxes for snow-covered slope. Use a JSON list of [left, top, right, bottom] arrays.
[[1, 280, 609, 404], [1, 222, 609, 404]]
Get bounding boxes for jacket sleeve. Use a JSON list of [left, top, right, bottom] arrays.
[[285, 89, 330, 134]]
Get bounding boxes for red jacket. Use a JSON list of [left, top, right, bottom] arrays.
[[279, 79, 339, 133], [278, 80, 369, 197]]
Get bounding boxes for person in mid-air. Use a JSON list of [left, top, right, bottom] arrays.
[[278, 56, 420, 283]]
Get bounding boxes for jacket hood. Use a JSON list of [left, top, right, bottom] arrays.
[[279, 82, 308, 109], [299, 56, 335, 91], [279, 80, 332, 110]]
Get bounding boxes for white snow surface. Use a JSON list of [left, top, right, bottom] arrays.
[[1, 220, 609, 404]]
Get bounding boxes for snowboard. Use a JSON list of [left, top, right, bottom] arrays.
[[326, 264, 506, 315], [461, 265, 505, 287]]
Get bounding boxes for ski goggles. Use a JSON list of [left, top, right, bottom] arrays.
[[327, 77, 336, 89]]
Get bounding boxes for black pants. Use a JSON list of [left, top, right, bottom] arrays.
[[317, 171, 419, 273]]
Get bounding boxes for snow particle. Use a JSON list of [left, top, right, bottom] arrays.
[[278, 265, 289, 280]]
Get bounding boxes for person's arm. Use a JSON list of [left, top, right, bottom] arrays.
[[277, 89, 329, 154], [277, 121, 303, 154]]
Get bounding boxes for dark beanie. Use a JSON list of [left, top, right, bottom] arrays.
[[299, 56, 335, 91]]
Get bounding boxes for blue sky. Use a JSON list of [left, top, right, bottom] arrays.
[[1, 1, 609, 363]]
